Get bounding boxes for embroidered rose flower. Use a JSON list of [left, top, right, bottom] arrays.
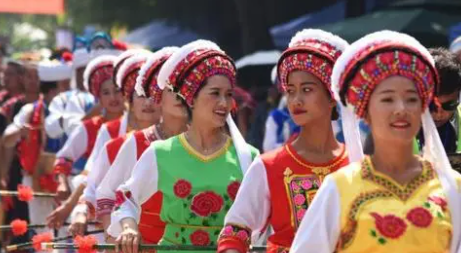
[[190, 191, 224, 217], [429, 196, 447, 212], [370, 212, 407, 239], [236, 230, 249, 241], [406, 207, 433, 228], [227, 181, 241, 201], [300, 180, 313, 190], [222, 226, 234, 236], [291, 181, 300, 192], [115, 191, 128, 208], [297, 208, 306, 221], [190, 230, 210, 246], [174, 179, 192, 198], [294, 194, 306, 206]]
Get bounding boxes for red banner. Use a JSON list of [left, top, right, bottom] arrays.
[[0, 0, 64, 15]]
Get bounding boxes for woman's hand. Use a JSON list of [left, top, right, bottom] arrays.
[[68, 212, 87, 236], [115, 218, 140, 253]]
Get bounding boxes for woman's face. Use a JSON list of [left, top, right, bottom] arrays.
[[191, 75, 233, 128], [161, 88, 187, 119], [366, 76, 422, 145], [132, 93, 161, 124], [285, 70, 335, 126], [98, 80, 125, 114]]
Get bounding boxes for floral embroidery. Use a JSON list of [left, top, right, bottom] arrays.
[[189, 230, 210, 246], [361, 157, 435, 201], [300, 180, 313, 190], [428, 196, 447, 212], [190, 191, 224, 217], [226, 181, 240, 201], [219, 224, 251, 246], [114, 190, 131, 210], [337, 190, 393, 250], [285, 173, 320, 227], [293, 194, 306, 206], [370, 212, 407, 239], [174, 179, 192, 198], [406, 207, 433, 228]]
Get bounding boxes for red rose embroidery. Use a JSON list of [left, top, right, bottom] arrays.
[[429, 196, 447, 211], [115, 190, 131, 208], [370, 212, 407, 239], [174, 179, 192, 198], [189, 230, 210, 246], [227, 181, 241, 201], [190, 191, 224, 217], [406, 207, 433, 228]]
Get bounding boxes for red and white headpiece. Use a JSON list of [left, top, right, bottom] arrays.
[[135, 47, 178, 103], [113, 49, 151, 80], [157, 40, 236, 107], [116, 52, 152, 100], [83, 55, 117, 97], [38, 61, 72, 82], [332, 30, 438, 118], [277, 29, 349, 94], [332, 31, 461, 249]]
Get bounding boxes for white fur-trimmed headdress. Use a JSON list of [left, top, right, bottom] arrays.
[[157, 39, 236, 106], [116, 52, 152, 100], [38, 61, 72, 82], [277, 29, 349, 93], [157, 40, 223, 91], [83, 55, 117, 96], [135, 47, 178, 102]]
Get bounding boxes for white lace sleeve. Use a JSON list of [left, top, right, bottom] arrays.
[[107, 145, 159, 237], [96, 135, 137, 210], [290, 175, 341, 253], [82, 145, 110, 208], [54, 123, 88, 162], [223, 157, 271, 239], [45, 94, 66, 138]]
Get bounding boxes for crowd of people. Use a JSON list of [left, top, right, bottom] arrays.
[[0, 28, 461, 253]]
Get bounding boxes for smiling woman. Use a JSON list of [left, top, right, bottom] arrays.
[[290, 30, 461, 253], [106, 40, 259, 253]]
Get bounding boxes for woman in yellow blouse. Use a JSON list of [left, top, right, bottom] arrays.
[[290, 31, 461, 253]]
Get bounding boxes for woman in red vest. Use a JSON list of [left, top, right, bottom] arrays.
[[217, 29, 351, 253]]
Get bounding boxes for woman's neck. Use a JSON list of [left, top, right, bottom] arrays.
[[187, 121, 225, 152], [372, 137, 418, 174], [159, 114, 188, 139], [292, 118, 339, 154], [104, 111, 123, 121], [127, 111, 158, 131]]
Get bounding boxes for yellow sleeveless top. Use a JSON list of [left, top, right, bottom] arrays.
[[333, 157, 452, 253]]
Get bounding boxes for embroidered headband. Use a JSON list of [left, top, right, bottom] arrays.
[[331, 30, 438, 118], [113, 49, 151, 83], [157, 40, 236, 106], [135, 47, 178, 103], [277, 29, 349, 94], [116, 53, 151, 100], [83, 55, 117, 97]]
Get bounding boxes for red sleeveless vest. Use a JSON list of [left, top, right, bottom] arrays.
[[134, 128, 165, 244], [262, 144, 349, 252], [18, 100, 44, 174]]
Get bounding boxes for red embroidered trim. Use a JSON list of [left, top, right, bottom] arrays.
[[339, 42, 438, 118]]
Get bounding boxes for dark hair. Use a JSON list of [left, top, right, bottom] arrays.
[[429, 47, 461, 96], [7, 61, 26, 75], [175, 82, 206, 122], [40, 81, 58, 94]]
